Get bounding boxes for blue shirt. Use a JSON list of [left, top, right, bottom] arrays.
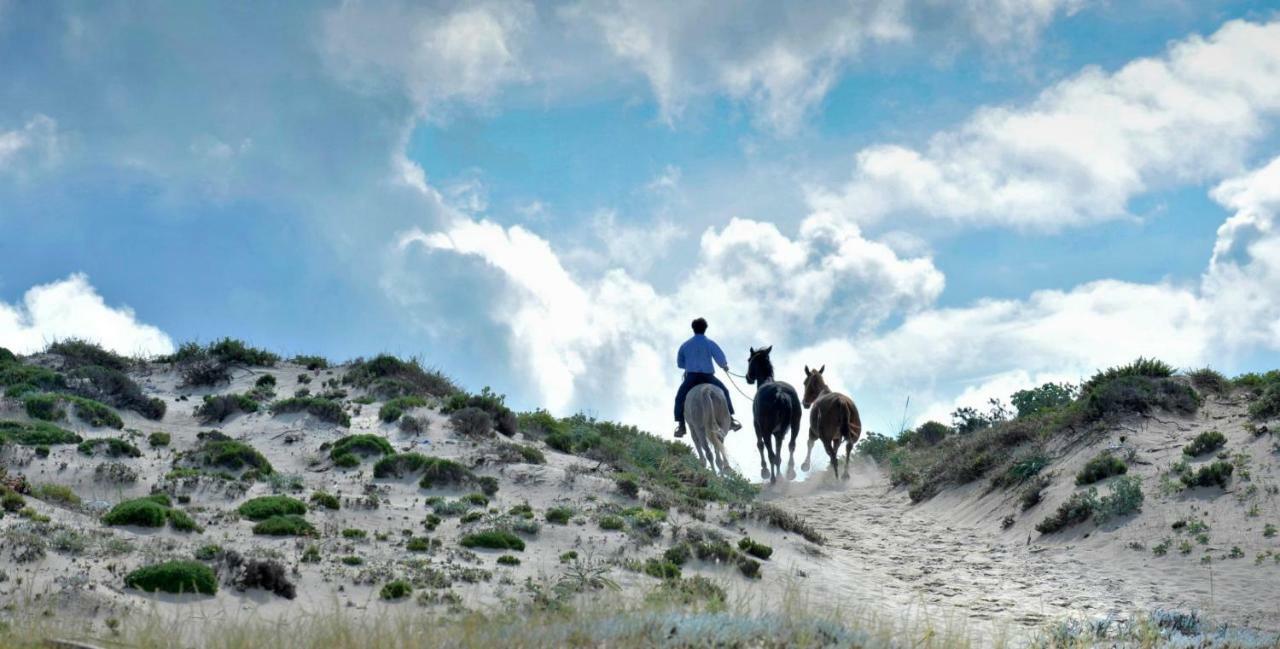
[[677, 334, 728, 376]]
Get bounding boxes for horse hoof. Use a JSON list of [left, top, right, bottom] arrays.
[[760, 468, 771, 480], [786, 467, 797, 481], [800, 462, 810, 472]]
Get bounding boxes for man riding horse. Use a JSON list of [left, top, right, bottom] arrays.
[[673, 317, 742, 438]]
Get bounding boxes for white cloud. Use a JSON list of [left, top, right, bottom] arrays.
[[0, 274, 175, 357], [565, 0, 1082, 133], [810, 18, 1280, 229], [321, 0, 532, 115], [0, 114, 60, 173]]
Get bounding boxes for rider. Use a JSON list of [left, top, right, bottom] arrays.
[[673, 317, 742, 438]]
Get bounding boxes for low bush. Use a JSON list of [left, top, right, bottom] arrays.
[[1020, 474, 1051, 511], [379, 396, 427, 423], [546, 506, 574, 525], [327, 434, 393, 466], [1075, 453, 1127, 485], [47, 339, 131, 371], [178, 356, 232, 388], [238, 496, 307, 521], [2, 490, 27, 512], [380, 579, 413, 600], [1080, 357, 1175, 393], [599, 515, 625, 531], [1010, 382, 1078, 418], [78, 437, 142, 458], [310, 491, 340, 510], [271, 397, 349, 427], [1249, 383, 1280, 421], [148, 431, 170, 447], [442, 387, 517, 436], [448, 407, 493, 438], [516, 409, 562, 439], [194, 544, 222, 561], [342, 355, 457, 399], [125, 560, 217, 595], [292, 355, 329, 370], [67, 397, 124, 429], [23, 394, 65, 421], [406, 537, 432, 552], [238, 559, 296, 599], [418, 457, 475, 489], [1035, 489, 1099, 535], [206, 338, 279, 366], [342, 528, 367, 539], [186, 439, 274, 476], [194, 394, 260, 423], [373, 452, 431, 478], [1184, 430, 1227, 457], [496, 555, 521, 566], [643, 558, 681, 580], [460, 530, 525, 551], [1095, 475, 1144, 523], [1181, 461, 1234, 489], [251, 514, 315, 536], [737, 537, 773, 560], [398, 416, 427, 434], [1082, 374, 1199, 422], [103, 494, 196, 532], [1188, 368, 1231, 395]]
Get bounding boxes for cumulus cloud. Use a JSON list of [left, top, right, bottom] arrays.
[[565, 0, 1082, 133], [810, 18, 1280, 229], [0, 274, 174, 357]]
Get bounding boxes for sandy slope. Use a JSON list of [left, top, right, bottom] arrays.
[[771, 394, 1280, 638]]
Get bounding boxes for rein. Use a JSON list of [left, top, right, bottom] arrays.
[[724, 370, 756, 403]]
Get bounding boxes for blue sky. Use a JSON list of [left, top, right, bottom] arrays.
[[3, 1, 1280, 470]]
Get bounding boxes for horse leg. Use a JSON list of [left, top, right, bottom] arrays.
[[755, 434, 770, 481], [842, 434, 855, 481], [800, 412, 820, 473], [824, 436, 840, 480], [785, 423, 799, 481]]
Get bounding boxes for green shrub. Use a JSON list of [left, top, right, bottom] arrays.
[[310, 491, 340, 510], [103, 495, 173, 528], [328, 434, 393, 466], [406, 537, 432, 552], [442, 387, 517, 436], [1020, 474, 1051, 511], [33, 483, 80, 507], [643, 558, 681, 580], [462, 493, 489, 507], [1035, 489, 1099, 534], [1184, 431, 1227, 457], [167, 508, 201, 532], [373, 452, 432, 478], [292, 355, 329, 370], [417, 457, 475, 489], [477, 476, 499, 496], [1181, 461, 1234, 489], [194, 394, 259, 423], [664, 545, 690, 565], [380, 579, 412, 600], [2, 490, 27, 512], [737, 537, 773, 560], [379, 396, 428, 423], [125, 560, 217, 595], [1095, 475, 1144, 523], [448, 407, 494, 438], [78, 437, 142, 458], [1249, 383, 1280, 420], [252, 515, 315, 536], [599, 514, 625, 531], [460, 530, 525, 551], [546, 506, 574, 525], [737, 557, 762, 579], [559, 551, 579, 563], [238, 496, 307, 521], [516, 409, 563, 438], [854, 431, 898, 463], [148, 431, 171, 447], [342, 355, 457, 399], [1083, 374, 1199, 422], [194, 544, 222, 561], [47, 339, 131, 371], [1081, 357, 1175, 393], [1187, 368, 1231, 395], [23, 393, 65, 421], [67, 365, 166, 419], [188, 439, 274, 475], [271, 397, 349, 427], [1075, 453, 1127, 485], [1011, 382, 1078, 418], [67, 397, 124, 429], [496, 554, 521, 566], [342, 528, 367, 539], [206, 338, 279, 366]]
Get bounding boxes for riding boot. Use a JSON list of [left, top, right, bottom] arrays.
[[730, 418, 742, 431], [673, 422, 686, 438]]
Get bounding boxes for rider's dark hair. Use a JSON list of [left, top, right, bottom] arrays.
[[691, 318, 708, 334]]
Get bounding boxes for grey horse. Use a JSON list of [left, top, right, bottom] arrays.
[[683, 383, 732, 475]]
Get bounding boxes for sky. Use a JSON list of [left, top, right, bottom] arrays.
[[3, 0, 1280, 474]]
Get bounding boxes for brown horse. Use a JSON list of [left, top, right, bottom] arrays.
[[800, 365, 862, 480]]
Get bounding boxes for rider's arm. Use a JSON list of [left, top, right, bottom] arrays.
[[711, 341, 728, 371], [676, 343, 686, 370]]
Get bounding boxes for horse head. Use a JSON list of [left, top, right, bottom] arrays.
[[746, 346, 774, 385], [802, 364, 827, 408]]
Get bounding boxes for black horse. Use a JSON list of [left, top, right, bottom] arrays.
[[745, 346, 802, 483]]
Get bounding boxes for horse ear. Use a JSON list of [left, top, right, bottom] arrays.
[[819, 365, 825, 374], [763, 345, 772, 354], [749, 346, 755, 354], [804, 365, 810, 376]]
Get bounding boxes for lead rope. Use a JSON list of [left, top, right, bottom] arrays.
[[723, 371, 756, 403]]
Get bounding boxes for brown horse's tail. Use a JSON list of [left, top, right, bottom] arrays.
[[845, 400, 862, 444]]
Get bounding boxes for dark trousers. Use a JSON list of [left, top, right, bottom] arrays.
[[674, 372, 734, 422]]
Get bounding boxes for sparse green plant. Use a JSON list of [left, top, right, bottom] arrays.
[[78, 437, 142, 458], [310, 491, 340, 510], [1181, 461, 1234, 489], [1152, 539, 1171, 556], [380, 579, 413, 600], [194, 544, 222, 561], [379, 396, 428, 423], [194, 393, 259, 423], [292, 355, 329, 370], [546, 506, 574, 525], [1095, 475, 1144, 523], [342, 528, 367, 539], [1076, 453, 1127, 486], [327, 434, 393, 466], [737, 537, 773, 560], [1187, 368, 1231, 395], [148, 431, 170, 447], [599, 514, 625, 531], [33, 483, 80, 507], [643, 558, 681, 580], [271, 397, 350, 427], [496, 555, 521, 566], [1265, 523, 1277, 538], [460, 530, 525, 551], [340, 555, 363, 566], [238, 496, 307, 521], [251, 515, 315, 537], [1035, 489, 1098, 535]]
